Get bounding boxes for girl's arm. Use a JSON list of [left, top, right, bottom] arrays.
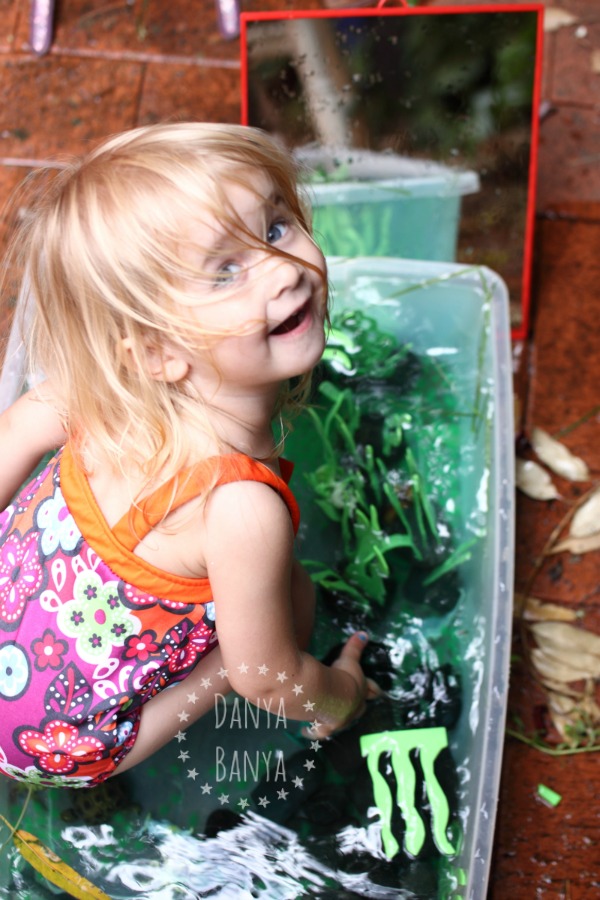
[[113, 479, 375, 776], [0, 384, 67, 508], [204, 478, 378, 738]]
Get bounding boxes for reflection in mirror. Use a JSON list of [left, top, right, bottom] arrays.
[[241, 7, 542, 337]]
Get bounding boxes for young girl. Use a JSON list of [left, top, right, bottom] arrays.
[[0, 122, 377, 789]]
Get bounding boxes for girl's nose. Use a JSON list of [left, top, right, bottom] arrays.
[[261, 252, 305, 298]]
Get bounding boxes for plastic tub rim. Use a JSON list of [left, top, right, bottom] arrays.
[[305, 170, 480, 202]]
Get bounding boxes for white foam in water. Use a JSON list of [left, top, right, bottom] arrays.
[[59, 814, 414, 899]]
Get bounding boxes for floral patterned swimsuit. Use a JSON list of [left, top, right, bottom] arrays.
[[0, 444, 299, 788]]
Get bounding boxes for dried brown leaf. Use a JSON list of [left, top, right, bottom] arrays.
[[519, 594, 579, 622], [550, 532, 600, 556], [548, 708, 572, 742], [516, 458, 559, 500], [537, 677, 586, 698], [531, 647, 598, 683], [543, 8, 578, 32], [531, 427, 590, 482], [546, 695, 576, 742], [531, 622, 600, 675], [570, 487, 600, 538], [546, 688, 600, 744], [548, 689, 599, 718], [9, 826, 112, 900]]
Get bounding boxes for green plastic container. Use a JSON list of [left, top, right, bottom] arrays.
[[297, 148, 480, 261], [0, 258, 514, 900]]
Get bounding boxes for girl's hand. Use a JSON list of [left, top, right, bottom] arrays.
[[307, 632, 381, 739]]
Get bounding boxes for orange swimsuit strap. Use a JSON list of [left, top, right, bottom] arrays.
[[111, 453, 299, 550], [62, 444, 299, 553]]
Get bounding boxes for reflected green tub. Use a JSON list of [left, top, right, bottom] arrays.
[[0, 258, 514, 900], [295, 148, 479, 262]]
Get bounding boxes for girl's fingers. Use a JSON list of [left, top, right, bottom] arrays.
[[336, 630, 369, 662], [366, 677, 381, 699]]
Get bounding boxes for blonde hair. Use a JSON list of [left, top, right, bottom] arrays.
[[6, 122, 326, 489]]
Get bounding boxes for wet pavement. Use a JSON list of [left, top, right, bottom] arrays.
[[1, 0, 599, 897]]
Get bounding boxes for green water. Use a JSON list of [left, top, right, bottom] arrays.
[[0, 261, 513, 899], [311, 193, 463, 262]]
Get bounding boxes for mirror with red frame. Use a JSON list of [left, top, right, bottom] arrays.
[[241, 4, 543, 340]]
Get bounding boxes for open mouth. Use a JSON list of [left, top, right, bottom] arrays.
[[270, 302, 309, 336]]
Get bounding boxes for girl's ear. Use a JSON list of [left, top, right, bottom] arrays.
[[121, 338, 190, 384]]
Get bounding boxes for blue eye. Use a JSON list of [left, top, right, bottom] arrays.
[[215, 261, 243, 287], [267, 219, 288, 244]]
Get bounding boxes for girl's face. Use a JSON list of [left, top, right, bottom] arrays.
[[180, 173, 328, 405]]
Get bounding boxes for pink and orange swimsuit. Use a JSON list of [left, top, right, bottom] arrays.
[[0, 445, 299, 788]]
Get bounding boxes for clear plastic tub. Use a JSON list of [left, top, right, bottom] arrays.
[[0, 258, 514, 900], [296, 148, 480, 262], [314, 258, 515, 899]]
